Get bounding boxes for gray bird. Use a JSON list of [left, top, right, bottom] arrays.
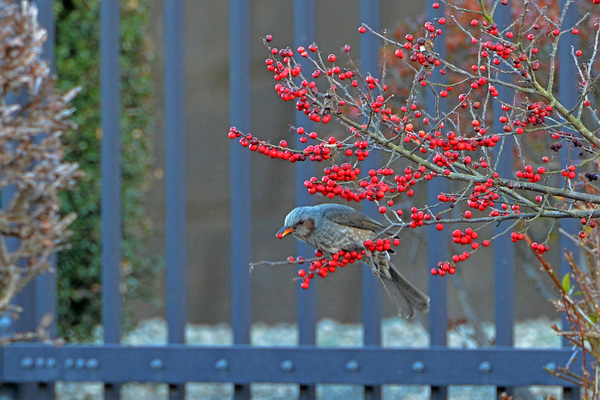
[[277, 203, 430, 318]]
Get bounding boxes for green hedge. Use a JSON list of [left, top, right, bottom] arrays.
[[55, 0, 160, 340]]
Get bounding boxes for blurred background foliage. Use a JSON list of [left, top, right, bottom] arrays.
[[54, 0, 160, 340]]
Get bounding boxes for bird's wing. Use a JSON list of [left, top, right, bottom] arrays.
[[324, 205, 386, 233]]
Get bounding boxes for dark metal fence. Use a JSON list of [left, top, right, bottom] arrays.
[[0, 0, 584, 399]]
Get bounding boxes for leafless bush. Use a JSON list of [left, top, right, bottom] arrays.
[[0, 0, 80, 343]]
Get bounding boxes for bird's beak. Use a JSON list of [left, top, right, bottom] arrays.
[[276, 226, 294, 239]]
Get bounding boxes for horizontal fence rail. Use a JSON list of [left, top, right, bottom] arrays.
[[0, 346, 581, 387]]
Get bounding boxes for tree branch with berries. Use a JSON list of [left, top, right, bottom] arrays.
[[229, 0, 600, 285]]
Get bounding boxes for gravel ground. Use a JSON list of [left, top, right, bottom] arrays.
[[56, 317, 564, 400]]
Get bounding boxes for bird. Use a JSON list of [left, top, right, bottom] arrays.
[[276, 203, 430, 318]]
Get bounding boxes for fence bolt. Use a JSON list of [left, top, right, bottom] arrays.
[[280, 360, 294, 372], [64, 358, 74, 369], [86, 358, 99, 370], [20, 357, 33, 369], [149, 358, 164, 371], [545, 362, 557, 372], [411, 361, 425, 373], [75, 358, 85, 369], [46, 358, 56, 369], [0, 316, 11, 332], [35, 357, 46, 368], [479, 361, 492, 373], [215, 359, 228, 372], [345, 360, 359, 372]]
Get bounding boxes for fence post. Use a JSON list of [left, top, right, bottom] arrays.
[[229, 0, 252, 398], [558, 0, 581, 399], [293, 1, 318, 398], [426, 1, 449, 399], [359, 1, 383, 400], [100, 0, 122, 398], [164, 0, 187, 398]]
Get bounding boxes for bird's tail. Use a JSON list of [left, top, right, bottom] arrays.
[[372, 252, 430, 318]]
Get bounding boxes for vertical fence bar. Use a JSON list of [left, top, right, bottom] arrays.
[[165, 1, 187, 399], [360, 1, 382, 399], [229, 0, 252, 398], [426, 2, 448, 399], [492, 4, 514, 398], [165, 0, 187, 347], [37, 0, 57, 343], [100, 0, 122, 348], [100, 0, 122, 398], [492, 0, 514, 348], [558, 1, 581, 399], [294, 2, 317, 398], [35, 2, 58, 398]]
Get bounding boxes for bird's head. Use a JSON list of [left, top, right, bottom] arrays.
[[276, 206, 316, 240]]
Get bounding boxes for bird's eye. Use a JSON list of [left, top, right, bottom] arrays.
[[298, 220, 304, 225]]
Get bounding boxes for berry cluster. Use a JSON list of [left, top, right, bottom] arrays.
[[530, 242, 550, 255], [228, 127, 345, 163], [295, 249, 364, 289], [582, 217, 598, 228], [304, 165, 431, 204], [467, 179, 499, 212], [395, 166, 431, 196], [525, 102, 552, 126], [510, 231, 526, 242], [409, 207, 432, 228], [295, 238, 401, 289], [452, 228, 480, 249], [432, 249, 476, 277], [364, 237, 399, 252], [515, 165, 545, 183], [304, 163, 362, 201], [431, 261, 456, 276], [561, 165, 577, 179], [229, 127, 304, 162]]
